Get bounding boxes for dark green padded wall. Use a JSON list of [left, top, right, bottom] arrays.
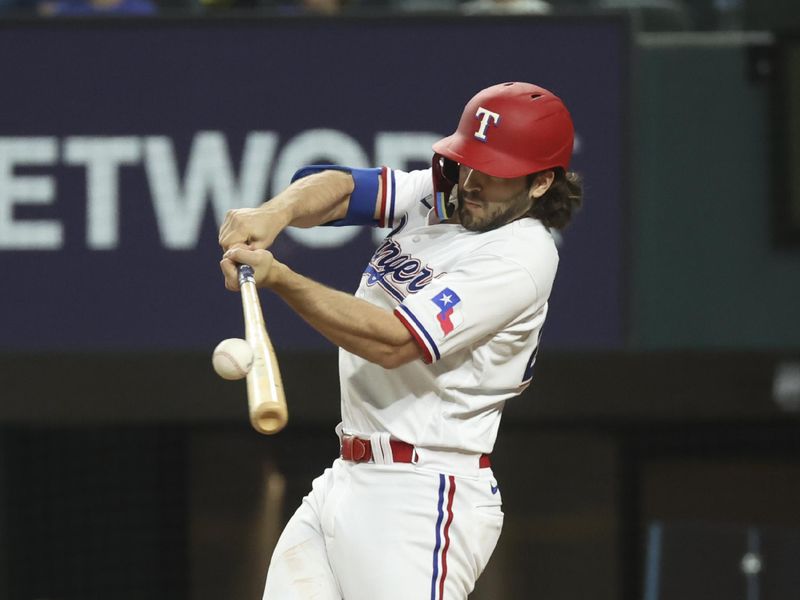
[[633, 41, 800, 349]]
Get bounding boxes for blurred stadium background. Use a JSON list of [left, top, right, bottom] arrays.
[[1, 1, 800, 599]]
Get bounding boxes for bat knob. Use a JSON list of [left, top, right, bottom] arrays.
[[238, 264, 256, 286]]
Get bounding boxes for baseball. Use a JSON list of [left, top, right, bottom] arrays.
[[212, 338, 254, 380]]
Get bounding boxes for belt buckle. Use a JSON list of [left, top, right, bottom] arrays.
[[342, 435, 369, 462]]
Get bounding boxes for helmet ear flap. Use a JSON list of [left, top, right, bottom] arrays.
[[432, 154, 459, 220]]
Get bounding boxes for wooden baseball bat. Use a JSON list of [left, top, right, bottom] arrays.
[[238, 265, 288, 435]]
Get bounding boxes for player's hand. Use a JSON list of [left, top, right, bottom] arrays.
[[220, 247, 282, 291], [218, 206, 290, 252]]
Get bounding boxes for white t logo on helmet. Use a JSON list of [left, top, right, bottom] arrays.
[[474, 107, 501, 142]]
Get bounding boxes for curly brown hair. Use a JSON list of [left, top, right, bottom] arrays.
[[526, 168, 583, 230]]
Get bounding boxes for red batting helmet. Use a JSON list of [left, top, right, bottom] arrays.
[[432, 82, 574, 178]]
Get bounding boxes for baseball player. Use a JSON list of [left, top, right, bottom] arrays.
[[219, 81, 582, 600]]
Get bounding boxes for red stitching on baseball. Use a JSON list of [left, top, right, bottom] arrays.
[[216, 350, 248, 377]]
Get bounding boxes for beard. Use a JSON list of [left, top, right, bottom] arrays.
[[455, 186, 533, 232]]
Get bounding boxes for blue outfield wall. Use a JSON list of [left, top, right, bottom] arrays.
[[0, 17, 630, 353]]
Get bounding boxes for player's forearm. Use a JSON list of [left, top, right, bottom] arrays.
[[219, 170, 366, 253], [268, 170, 354, 228], [270, 263, 420, 368]]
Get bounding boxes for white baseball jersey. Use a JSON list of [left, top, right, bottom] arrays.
[[339, 166, 559, 454]]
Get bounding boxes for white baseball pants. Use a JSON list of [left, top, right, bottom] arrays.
[[262, 456, 503, 600]]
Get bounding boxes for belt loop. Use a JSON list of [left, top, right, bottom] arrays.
[[335, 423, 344, 445], [380, 434, 394, 464], [370, 433, 393, 465]]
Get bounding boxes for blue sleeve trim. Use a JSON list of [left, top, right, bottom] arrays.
[[290, 164, 381, 227]]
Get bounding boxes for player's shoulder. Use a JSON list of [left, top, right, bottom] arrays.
[[386, 167, 435, 226], [391, 167, 434, 201], [475, 218, 559, 278], [479, 218, 557, 255]]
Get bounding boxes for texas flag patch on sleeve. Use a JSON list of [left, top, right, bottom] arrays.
[[432, 288, 463, 335]]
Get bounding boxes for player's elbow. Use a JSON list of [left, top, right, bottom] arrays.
[[371, 340, 422, 369], [373, 352, 406, 370], [361, 315, 423, 369]]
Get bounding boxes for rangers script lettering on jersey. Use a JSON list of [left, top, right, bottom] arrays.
[[363, 236, 434, 301]]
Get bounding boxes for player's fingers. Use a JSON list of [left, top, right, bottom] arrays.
[[219, 226, 245, 251], [219, 210, 253, 250], [220, 209, 279, 251], [218, 210, 236, 247], [227, 241, 250, 254], [223, 246, 262, 265], [224, 248, 276, 287], [219, 257, 241, 292]]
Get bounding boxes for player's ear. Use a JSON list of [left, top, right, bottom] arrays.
[[529, 170, 555, 200]]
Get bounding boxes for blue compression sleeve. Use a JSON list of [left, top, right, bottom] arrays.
[[291, 165, 381, 226]]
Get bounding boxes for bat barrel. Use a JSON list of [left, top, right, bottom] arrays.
[[251, 408, 288, 435]]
